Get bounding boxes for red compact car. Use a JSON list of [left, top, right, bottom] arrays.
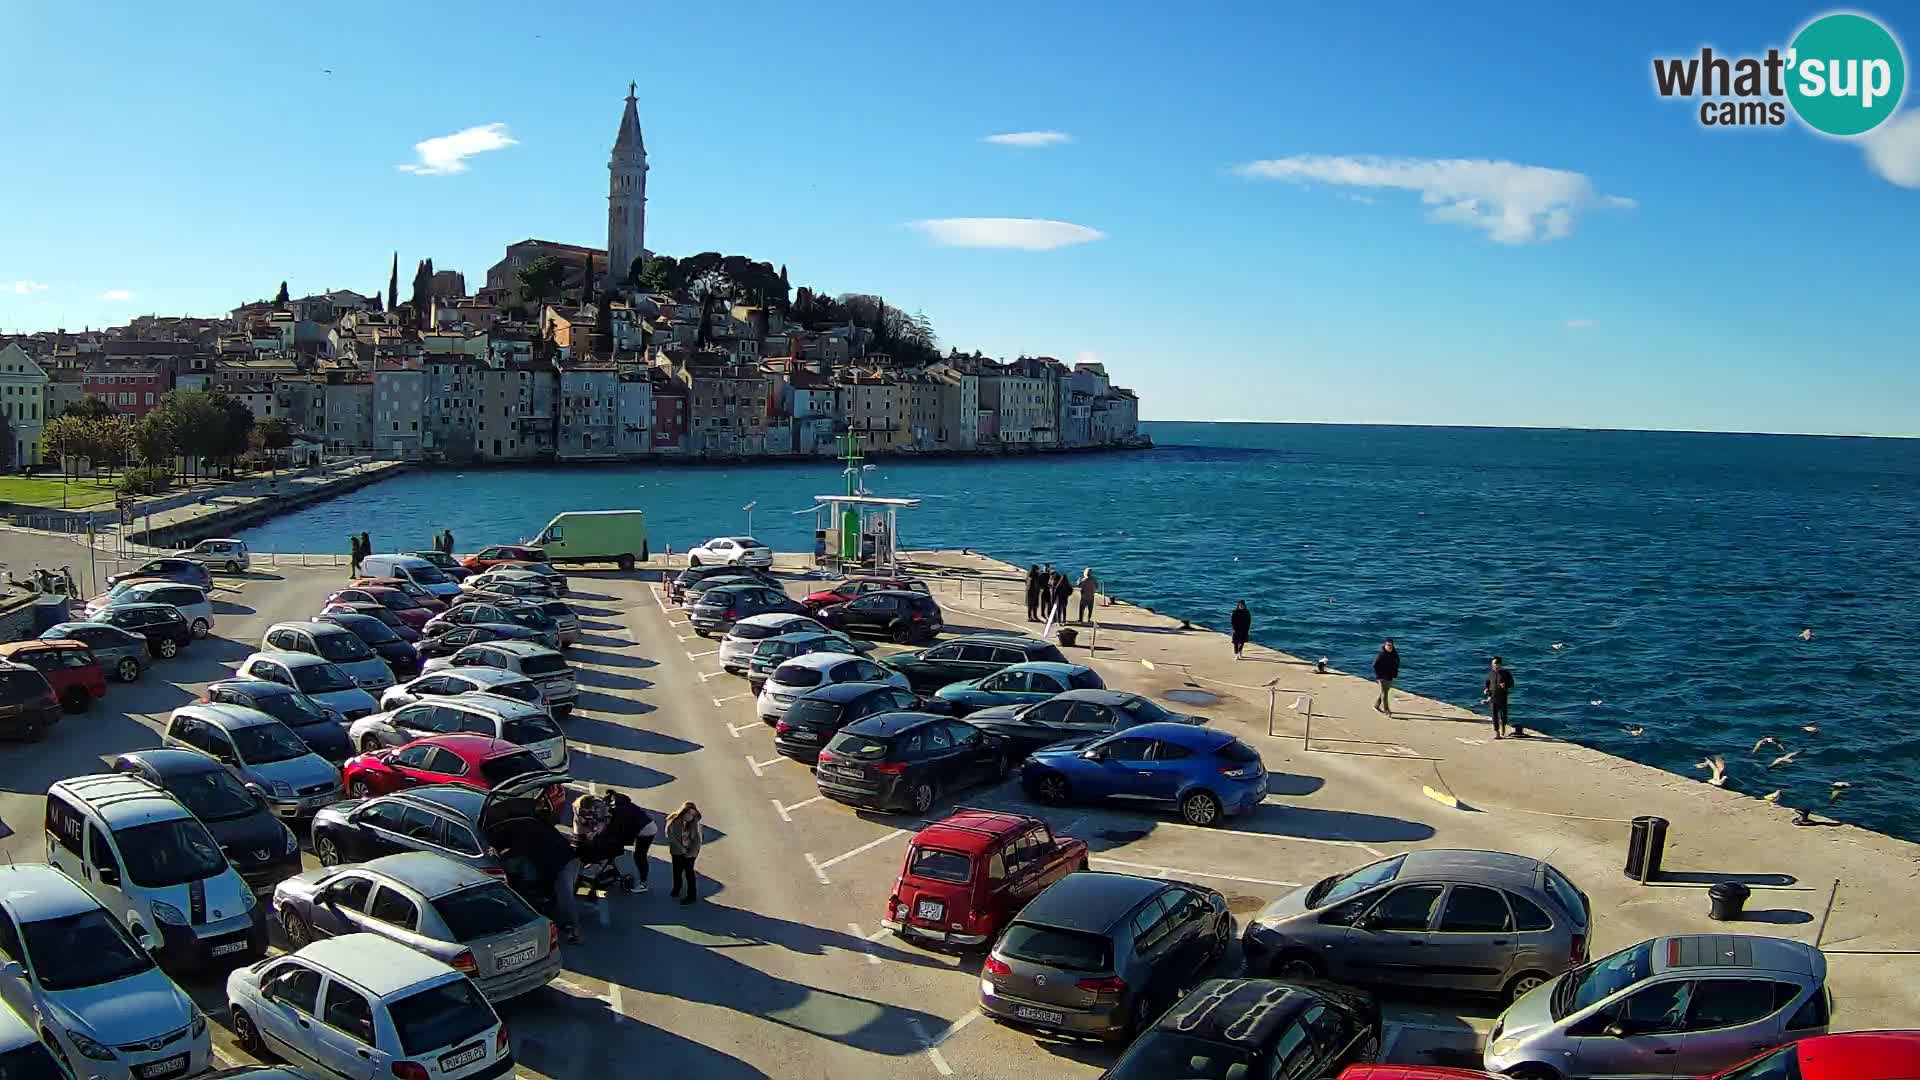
[[342, 733, 566, 814], [327, 587, 435, 629], [0, 639, 107, 713], [803, 577, 930, 612], [881, 808, 1087, 949], [1703, 1032, 1920, 1079], [462, 545, 547, 572]]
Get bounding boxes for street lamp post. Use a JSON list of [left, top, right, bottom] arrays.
[[742, 500, 756, 536]]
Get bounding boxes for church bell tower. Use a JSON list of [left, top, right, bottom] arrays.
[[608, 82, 649, 286]]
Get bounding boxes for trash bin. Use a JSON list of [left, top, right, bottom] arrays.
[[1058, 627, 1079, 648], [1709, 881, 1752, 921], [1624, 815, 1670, 882]]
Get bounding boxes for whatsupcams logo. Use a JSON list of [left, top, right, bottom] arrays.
[[1653, 11, 1907, 135]]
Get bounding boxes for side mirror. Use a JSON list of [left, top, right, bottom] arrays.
[[1081, 749, 1105, 761], [245, 783, 270, 807], [1603, 1023, 1629, 1038], [96, 866, 121, 887], [132, 925, 158, 952]]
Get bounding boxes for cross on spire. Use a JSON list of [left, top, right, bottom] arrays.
[[627, 81, 636, 100]]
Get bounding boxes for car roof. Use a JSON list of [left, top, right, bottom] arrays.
[[703, 581, 769, 594], [114, 747, 229, 778], [1331, 1068, 1495, 1080], [948, 634, 1054, 649], [177, 702, 282, 731], [1018, 871, 1167, 933], [318, 611, 383, 629], [0, 640, 75, 655], [800, 680, 896, 703], [52, 773, 192, 828], [0, 863, 105, 922], [1397, 849, 1548, 887], [780, 651, 864, 671], [1120, 722, 1233, 747], [207, 677, 298, 698], [250, 650, 333, 669], [100, 601, 179, 613], [394, 786, 486, 819], [917, 809, 1045, 852], [864, 589, 930, 599], [355, 852, 492, 897], [1053, 689, 1141, 706], [843, 710, 946, 736], [373, 555, 432, 567], [288, 933, 459, 998], [439, 693, 546, 719], [1795, 1032, 1920, 1079], [1006, 661, 1089, 675], [46, 621, 132, 637], [406, 733, 518, 759], [1652, 934, 1825, 977], [471, 640, 557, 657], [733, 613, 813, 629], [271, 620, 355, 637], [1152, 979, 1320, 1048], [125, 580, 202, 593], [435, 667, 531, 687]]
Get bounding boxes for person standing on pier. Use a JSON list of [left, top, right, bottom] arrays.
[[1050, 571, 1073, 625], [666, 801, 704, 906], [1373, 639, 1400, 715], [1484, 656, 1516, 738], [1077, 568, 1099, 624], [348, 533, 364, 578], [443, 528, 455, 556], [1025, 566, 1043, 621], [1230, 601, 1252, 659], [359, 532, 371, 566]]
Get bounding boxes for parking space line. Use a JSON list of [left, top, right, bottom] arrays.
[[727, 721, 764, 739], [847, 923, 883, 965], [805, 853, 831, 884], [814, 830, 908, 872], [866, 927, 891, 942], [698, 669, 727, 681], [906, 1018, 953, 1077], [686, 649, 717, 660], [712, 692, 751, 706], [771, 794, 824, 822], [745, 754, 785, 777], [932, 1009, 980, 1046], [1090, 856, 1299, 889]]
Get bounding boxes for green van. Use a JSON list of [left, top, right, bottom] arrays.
[[532, 510, 649, 570]]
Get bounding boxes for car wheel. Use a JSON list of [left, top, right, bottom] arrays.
[[1270, 950, 1323, 980], [1180, 790, 1222, 826], [231, 1007, 265, 1055], [225, 560, 242, 573], [349, 778, 373, 798], [117, 657, 141, 682], [60, 687, 90, 714], [1115, 994, 1154, 1043], [910, 781, 937, 815], [617, 554, 635, 572], [1506, 970, 1552, 1004], [156, 636, 179, 659], [191, 618, 210, 638], [282, 910, 312, 949], [315, 835, 342, 866], [1355, 1031, 1380, 1062], [1208, 916, 1230, 963], [1035, 773, 1071, 805], [890, 623, 914, 644], [359, 735, 383, 753], [688, 556, 701, 567]]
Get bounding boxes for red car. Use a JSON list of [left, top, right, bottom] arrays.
[[881, 808, 1087, 949], [1703, 1031, 1920, 1079], [320, 601, 422, 642], [327, 586, 436, 629], [341, 733, 566, 815], [0, 639, 108, 713], [1335, 1068, 1493, 1080], [462, 545, 547, 572], [803, 576, 930, 612], [351, 577, 448, 613]]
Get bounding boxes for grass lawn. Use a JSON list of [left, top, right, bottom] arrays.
[[0, 475, 122, 508]]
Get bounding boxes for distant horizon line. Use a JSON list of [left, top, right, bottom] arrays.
[[1140, 418, 1918, 442]]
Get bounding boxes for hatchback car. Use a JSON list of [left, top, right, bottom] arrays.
[[87, 581, 214, 639], [325, 587, 435, 630], [341, 734, 565, 818], [668, 564, 779, 604], [979, 871, 1233, 1042], [312, 610, 422, 677], [0, 663, 61, 741], [106, 557, 212, 591], [487, 560, 567, 590], [226, 933, 512, 1080], [349, 696, 567, 770], [261, 621, 397, 692], [108, 748, 304, 895], [351, 578, 448, 614], [426, 600, 561, 649], [461, 544, 547, 572], [86, 602, 194, 658], [1702, 1031, 1920, 1080], [817, 589, 945, 644], [1243, 850, 1592, 1004], [881, 809, 1087, 948], [422, 640, 576, 716], [0, 864, 212, 1080], [311, 777, 561, 874], [757, 651, 909, 725], [163, 704, 344, 819], [687, 535, 773, 568], [802, 576, 930, 612], [402, 549, 472, 582], [1484, 935, 1832, 1080], [199, 678, 354, 763], [966, 689, 1203, 757], [320, 600, 422, 642], [464, 569, 563, 598], [746, 630, 875, 692], [881, 634, 1070, 694], [815, 713, 1010, 815], [40, 621, 148, 682], [417, 622, 546, 660], [238, 651, 382, 720], [937, 661, 1105, 715], [380, 668, 547, 715], [459, 577, 560, 605], [773, 681, 923, 764], [719, 612, 827, 673], [1023, 723, 1269, 826], [1101, 978, 1382, 1080], [182, 537, 250, 573], [272, 852, 561, 1003], [689, 582, 810, 636], [0, 999, 66, 1080], [0, 640, 105, 713]]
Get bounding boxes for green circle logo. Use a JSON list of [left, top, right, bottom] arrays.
[[1787, 12, 1906, 136]]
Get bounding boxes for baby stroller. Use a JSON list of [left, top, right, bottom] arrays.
[[572, 796, 626, 900]]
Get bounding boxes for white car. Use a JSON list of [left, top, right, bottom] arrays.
[[687, 536, 773, 569], [87, 581, 215, 638], [756, 652, 910, 725], [0, 998, 66, 1080], [227, 933, 512, 1080], [348, 694, 568, 771], [0, 864, 212, 1080], [719, 613, 826, 673], [238, 651, 381, 720], [380, 668, 546, 713]]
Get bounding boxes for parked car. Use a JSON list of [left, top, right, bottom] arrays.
[[426, 600, 561, 649], [1483, 935, 1832, 1079], [416, 623, 546, 661], [669, 564, 778, 604], [460, 544, 547, 572], [320, 601, 422, 642], [163, 704, 344, 819], [0, 663, 61, 741], [312, 609, 422, 677], [881, 634, 1070, 694], [358, 555, 462, 600], [311, 775, 562, 873], [747, 630, 875, 692], [528, 509, 647, 570], [421, 640, 576, 716], [326, 586, 435, 630], [1338, 1069, 1493, 1080], [937, 661, 1106, 715], [225, 933, 513, 1080], [720, 613, 827, 673], [464, 569, 564, 598], [1023, 723, 1269, 826], [1701, 1032, 1920, 1080], [87, 581, 215, 639], [402, 549, 472, 582], [380, 668, 546, 714], [0, 997, 67, 1080], [773, 682, 923, 764], [880, 809, 1087, 948], [458, 577, 560, 604], [1102, 978, 1382, 1079], [106, 557, 212, 591], [350, 578, 447, 614], [1243, 850, 1592, 1004], [979, 871, 1233, 1042], [107, 748, 303, 895], [181, 537, 250, 573], [271, 852, 561, 1002], [801, 576, 930, 612], [0, 640, 105, 713], [816, 713, 1010, 814], [687, 535, 772, 568], [487, 560, 568, 592], [0, 863, 213, 1080], [198, 678, 354, 763], [532, 599, 581, 647], [237, 651, 381, 720], [44, 773, 268, 970], [261, 621, 397, 693], [85, 602, 194, 659], [40, 621, 148, 682], [349, 695, 567, 770], [817, 589, 945, 644], [966, 689, 1203, 756], [689, 582, 811, 637], [341, 734, 566, 818], [757, 651, 909, 725]]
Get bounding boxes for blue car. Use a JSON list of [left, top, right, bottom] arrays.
[[1021, 722, 1268, 826], [934, 661, 1104, 716]]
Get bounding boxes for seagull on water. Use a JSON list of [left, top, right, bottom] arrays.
[[1803, 723, 1820, 735], [1589, 699, 1605, 706], [1551, 642, 1567, 651], [1753, 736, 1782, 754], [1622, 725, 1646, 737], [1799, 628, 1815, 641], [1697, 755, 1728, 787], [1769, 750, 1800, 769]]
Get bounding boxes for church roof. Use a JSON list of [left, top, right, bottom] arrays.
[[614, 83, 645, 153]]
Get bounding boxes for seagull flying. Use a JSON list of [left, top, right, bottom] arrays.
[[1622, 725, 1646, 737], [1798, 628, 1814, 641], [1551, 642, 1567, 651], [1830, 781, 1852, 803], [1761, 790, 1783, 803], [1697, 755, 1728, 787], [321, 68, 333, 75], [1803, 723, 1820, 735], [1769, 751, 1800, 769], [1753, 736, 1782, 754]]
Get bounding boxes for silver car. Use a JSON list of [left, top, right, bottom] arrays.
[[261, 621, 395, 692], [380, 667, 546, 713], [1242, 849, 1591, 1004], [41, 620, 148, 682], [348, 694, 568, 771], [422, 640, 576, 716], [163, 703, 344, 818], [271, 851, 561, 1002], [1485, 934, 1831, 1079]]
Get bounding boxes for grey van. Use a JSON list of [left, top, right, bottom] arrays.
[[164, 703, 343, 819]]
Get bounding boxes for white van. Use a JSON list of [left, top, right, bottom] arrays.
[[359, 555, 462, 600], [44, 773, 268, 970]]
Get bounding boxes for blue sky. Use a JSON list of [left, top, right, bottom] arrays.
[[2, 2, 1916, 435]]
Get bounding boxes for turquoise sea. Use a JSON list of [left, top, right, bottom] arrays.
[[240, 422, 1920, 840]]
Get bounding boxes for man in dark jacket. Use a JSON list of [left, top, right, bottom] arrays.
[[1484, 656, 1516, 738], [498, 815, 584, 942], [1229, 601, 1252, 659], [1372, 639, 1400, 716], [1049, 572, 1072, 625], [1025, 565, 1043, 621]]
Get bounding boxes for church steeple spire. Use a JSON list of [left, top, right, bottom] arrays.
[[608, 82, 649, 285]]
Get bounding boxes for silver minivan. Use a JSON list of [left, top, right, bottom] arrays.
[[238, 651, 381, 720], [164, 704, 343, 819], [262, 621, 395, 692]]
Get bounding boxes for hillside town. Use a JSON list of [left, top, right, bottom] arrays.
[[0, 85, 1143, 471]]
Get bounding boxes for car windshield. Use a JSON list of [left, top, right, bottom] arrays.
[[292, 662, 356, 694], [0, 1040, 67, 1080], [19, 908, 156, 991], [509, 608, 554, 629], [387, 978, 496, 1056], [480, 751, 546, 786], [785, 699, 845, 727], [339, 617, 399, 645], [249, 689, 331, 726], [1106, 1033, 1255, 1079], [908, 846, 973, 883], [1555, 940, 1655, 1019], [409, 564, 451, 584], [434, 882, 538, 941], [998, 924, 1111, 971], [731, 622, 790, 641], [1309, 854, 1406, 907], [314, 633, 374, 662], [378, 593, 418, 611], [520, 653, 567, 676], [113, 818, 228, 888], [772, 665, 822, 688], [489, 680, 543, 706], [823, 730, 891, 760], [166, 768, 260, 822], [502, 713, 562, 743], [233, 721, 311, 765], [1116, 696, 1172, 723]]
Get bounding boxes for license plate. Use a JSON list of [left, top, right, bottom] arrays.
[[786, 730, 817, 742], [211, 940, 249, 956], [438, 1044, 486, 1071], [496, 943, 537, 972], [139, 1057, 188, 1079], [915, 899, 944, 920], [1014, 1006, 1064, 1026]]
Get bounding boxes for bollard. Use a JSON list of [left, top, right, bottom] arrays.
[[1708, 882, 1751, 921]]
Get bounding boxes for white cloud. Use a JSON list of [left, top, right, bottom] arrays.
[[98, 289, 134, 302], [397, 123, 518, 175], [983, 131, 1072, 148], [1233, 154, 1635, 244], [8, 280, 49, 295], [1863, 109, 1920, 188], [1565, 318, 1594, 330], [909, 218, 1105, 251]]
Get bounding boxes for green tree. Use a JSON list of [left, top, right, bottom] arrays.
[[95, 415, 136, 476], [275, 280, 290, 306], [516, 256, 567, 308], [64, 396, 114, 420], [135, 409, 177, 466], [41, 415, 89, 476]]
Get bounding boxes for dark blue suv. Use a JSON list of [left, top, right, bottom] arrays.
[[1021, 722, 1268, 826]]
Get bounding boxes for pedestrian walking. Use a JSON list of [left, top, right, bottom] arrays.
[[666, 801, 704, 905], [1050, 572, 1072, 625], [443, 528, 455, 556], [607, 790, 656, 893], [348, 534, 364, 578], [1025, 565, 1043, 622], [1230, 601, 1251, 659], [358, 532, 371, 569], [1077, 568, 1098, 624], [1484, 656, 1516, 738], [1372, 639, 1400, 715]]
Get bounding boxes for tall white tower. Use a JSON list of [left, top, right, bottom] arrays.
[[607, 82, 648, 285]]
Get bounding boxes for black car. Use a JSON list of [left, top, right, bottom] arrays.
[[106, 556, 213, 591], [818, 590, 945, 644], [89, 602, 194, 658], [816, 712, 1008, 815], [0, 662, 61, 741], [689, 583, 810, 636], [773, 681, 923, 764], [965, 689, 1205, 757], [669, 564, 779, 603], [882, 635, 1069, 693], [108, 748, 304, 894], [416, 622, 545, 660], [199, 678, 355, 763], [310, 777, 561, 875], [1098, 979, 1381, 1079], [314, 609, 422, 676], [428, 601, 559, 646]]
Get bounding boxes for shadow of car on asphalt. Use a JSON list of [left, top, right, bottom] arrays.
[[564, 714, 700, 755]]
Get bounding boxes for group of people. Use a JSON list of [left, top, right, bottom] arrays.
[[1369, 639, 1521, 738], [346, 532, 372, 577], [430, 529, 456, 556], [1025, 563, 1099, 625], [491, 790, 709, 943]]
